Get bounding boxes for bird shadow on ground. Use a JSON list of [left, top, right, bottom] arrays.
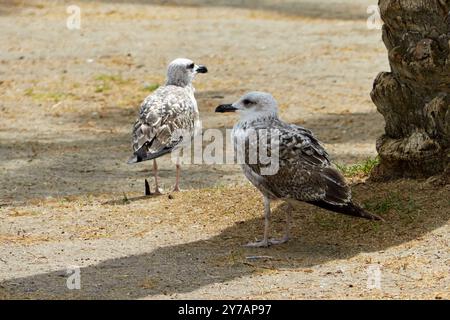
[[0, 102, 381, 203], [0, 181, 448, 299], [102, 194, 162, 205], [296, 111, 384, 145], [1, 0, 373, 20], [0, 1, 22, 16], [87, 0, 372, 21]]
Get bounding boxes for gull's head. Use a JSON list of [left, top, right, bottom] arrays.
[[215, 92, 278, 120], [166, 58, 208, 87]]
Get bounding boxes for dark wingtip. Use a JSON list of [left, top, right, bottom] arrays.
[[357, 204, 385, 222], [308, 200, 385, 222], [371, 212, 385, 222], [145, 179, 151, 196]]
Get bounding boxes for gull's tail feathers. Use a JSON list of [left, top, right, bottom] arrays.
[[127, 136, 184, 164], [308, 200, 384, 221]]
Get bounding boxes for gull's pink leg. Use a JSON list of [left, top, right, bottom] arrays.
[[153, 159, 163, 194], [172, 163, 181, 192]]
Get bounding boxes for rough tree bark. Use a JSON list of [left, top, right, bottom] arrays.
[[371, 0, 450, 180]]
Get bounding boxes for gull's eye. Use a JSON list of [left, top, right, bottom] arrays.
[[242, 99, 253, 106], [187, 63, 195, 69]]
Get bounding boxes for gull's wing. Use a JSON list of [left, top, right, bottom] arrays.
[[242, 120, 350, 205], [240, 119, 382, 220], [281, 123, 331, 167], [128, 85, 197, 164]]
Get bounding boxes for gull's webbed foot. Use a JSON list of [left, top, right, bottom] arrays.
[[268, 236, 289, 245], [243, 237, 289, 248], [244, 239, 270, 248]]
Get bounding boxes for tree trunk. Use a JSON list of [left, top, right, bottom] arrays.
[[371, 0, 450, 180]]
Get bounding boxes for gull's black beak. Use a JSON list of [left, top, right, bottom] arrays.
[[196, 65, 208, 74], [215, 104, 237, 113]]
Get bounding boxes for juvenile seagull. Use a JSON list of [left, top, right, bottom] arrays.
[[216, 92, 382, 247], [128, 58, 208, 193]]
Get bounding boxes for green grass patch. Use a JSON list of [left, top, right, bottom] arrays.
[[95, 83, 111, 93], [142, 83, 160, 92], [24, 88, 72, 103], [94, 74, 128, 84], [363, 192, 421, 222], [313, 214, 339, 230], [94, 74, 131, 93], [336, 156, 380, 177]]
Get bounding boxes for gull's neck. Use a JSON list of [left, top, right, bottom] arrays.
[[237, 111, 279, 128], [165, 80, 195, 92], [166, 77, 193, 88]]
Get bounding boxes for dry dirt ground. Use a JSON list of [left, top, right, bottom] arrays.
[[0, 0, 449, 299]]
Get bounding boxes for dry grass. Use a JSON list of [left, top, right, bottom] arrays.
[[0, 0, 448, 300], [1, 180, 448, 248], [0, 234, 53, 245], [0, 179, 448, 299]]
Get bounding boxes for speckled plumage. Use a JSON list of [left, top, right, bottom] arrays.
[[130, 84, 199, 162], [128, 58, 207, 194], [128, 58, 205, 164], [234, 115, 352, 206], [216, 92, 382, 247]]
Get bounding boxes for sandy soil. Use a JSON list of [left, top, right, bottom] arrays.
[[0, 0, 448, 299]]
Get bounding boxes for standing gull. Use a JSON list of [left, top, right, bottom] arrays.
[[128, 58, 208, 194], [216, 92, 382, 247]]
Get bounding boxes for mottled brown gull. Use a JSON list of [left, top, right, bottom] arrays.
[[128, 58, 208, 193], [216, 92, 382, 247]]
